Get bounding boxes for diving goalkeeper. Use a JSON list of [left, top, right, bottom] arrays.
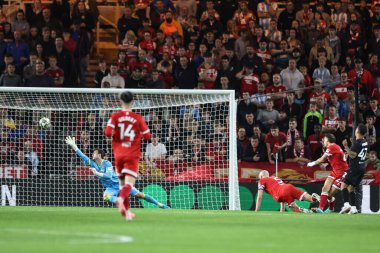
[[65, 136, 169, 208]]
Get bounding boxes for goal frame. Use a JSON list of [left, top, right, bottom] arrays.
[[0, 87, 240, 211]]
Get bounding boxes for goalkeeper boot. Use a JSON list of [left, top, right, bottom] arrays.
[[323, 208, 331, 214], [115, 197, 126, 217], [315, 208, 325, 214], [311, 193, 320, 203], [339, 202, 351, 214], [159, 204, 171, 209], [126, 210, 135, 221], [299, 207, 311, 213]]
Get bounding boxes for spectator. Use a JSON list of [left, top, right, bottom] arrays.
[[348, 58, 374, 98], [50, 0, 72, 29], [0, 63, 22, 87], [197, 52, 217, 89], [174, 56, 198, 89], [160, 10, 183, 38], [265, 73, 287, 109], [285, 117, 301, 150], [235, 62, 260, 96], [307, 123, 324, 160], [257, 0, 278, 30], [265, 124, 287, 164], [101, 64, 125, 88], [251, 82, 268, 109], [257, 99, 279, 132], [176, 0, 197, 18], [280, 58, 304, 91], [26, 0, 43, 27], [23, 51, 38, 83], [126, 66, 146, 88], [232, 0, 255, 31], [322, 105, 340, 134], [71, 21, 91, 87], [26, 60, 54, 87], [38, 27, 55, 58], [53, 36, 73, 87], [326, 92, 348, 119], [38, 7, 62, 31], [45, 55, 64, 87], [6, 31, 30, 71], [282, 92, 302, 124], [312, 56, 331, 84], [72, 1, 96, 40], [117, 5, 141, 43], [146, 69, 165, 89], [185, 136, 206, 163], [285, 138, 312, 165], [206, 135, 227, 161], [237, 127, 249, 160], [240, 44, 263, 75], [242, 136, 267, 162], [0, 29, 7, 72], [277, 0, 296, 35], [365, 113, 377, 140], [94, 60, 109, 88], [365, 150, 380, 172], [12, 10, 30, 39], [334, 119, 351, 149], [303, 102, 323, 138]]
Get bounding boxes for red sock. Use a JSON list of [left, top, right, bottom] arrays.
[[293, 206, 301, 212], [121, 184, 132, 210], [319, 193, 328, 210], [329, 197, 335, 211], [119, 184, 132, 201]]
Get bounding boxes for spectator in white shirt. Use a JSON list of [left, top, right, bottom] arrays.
[[145, 134, 167, 169], [101, 64, 125, 88]]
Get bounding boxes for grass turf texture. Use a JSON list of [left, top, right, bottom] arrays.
[[0, 207, 378, 253]]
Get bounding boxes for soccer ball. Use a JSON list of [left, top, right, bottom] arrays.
[[39, 117, 51, 129]]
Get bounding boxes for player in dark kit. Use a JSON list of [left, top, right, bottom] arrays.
[[340, 124, 368, 214]]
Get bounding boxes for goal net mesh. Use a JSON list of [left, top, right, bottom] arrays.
[[0, 89, 239, 210]]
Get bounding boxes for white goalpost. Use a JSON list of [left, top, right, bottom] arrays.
[[0, 87, 240, 210]]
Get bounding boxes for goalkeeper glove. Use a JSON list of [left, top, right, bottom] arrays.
[[307, 161, 316, 167], [65, 136, 78, 151]]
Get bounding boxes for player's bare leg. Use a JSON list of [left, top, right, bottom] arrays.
[[316, 177, 334, 213]]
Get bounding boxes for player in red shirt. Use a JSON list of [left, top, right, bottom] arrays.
[[255, 170, 318, 212], [307, 134, 349, 213], [104, 91, 151, 221]]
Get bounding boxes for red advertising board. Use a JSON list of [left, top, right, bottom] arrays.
[[0, 166, 28, 179]]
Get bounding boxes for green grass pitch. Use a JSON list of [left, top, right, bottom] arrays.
[[0, 207, 379, 253]]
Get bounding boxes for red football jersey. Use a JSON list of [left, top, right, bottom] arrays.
[[258, 177, 285, 201], [322, 116, 340, 129], [240, 73, 259, 95], [104, 110, 151, 160], [324, 143, 348, 175]]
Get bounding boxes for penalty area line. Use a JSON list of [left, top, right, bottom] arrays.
[[0, 228, 133, 244]]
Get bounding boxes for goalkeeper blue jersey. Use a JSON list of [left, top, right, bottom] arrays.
[[76, 149, 119, 189]]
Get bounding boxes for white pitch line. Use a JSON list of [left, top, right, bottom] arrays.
[[0, 228, 133, 244]]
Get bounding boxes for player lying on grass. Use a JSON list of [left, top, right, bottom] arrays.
[[65, 136, 169, 209], [255, 170, 319, 213], [307, 134, 349, 213], [339, 124, 368, 214]]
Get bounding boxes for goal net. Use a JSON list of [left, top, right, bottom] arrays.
[[0, 88, 240, 210]]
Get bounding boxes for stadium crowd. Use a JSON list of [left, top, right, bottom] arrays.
[[1, 0, 380, 178]]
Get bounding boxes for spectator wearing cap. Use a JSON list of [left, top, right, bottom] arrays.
[[348, 58, 375, 98], [280, 58, 304, 91], [26, 60, 54, 87], [236, 62, 259, 96], [160, 10, 183, 38], [117, 5, 142, 43], [101, 64, 125, 88]]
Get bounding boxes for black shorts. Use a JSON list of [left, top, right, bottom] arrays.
[[342, 169, 365, 187]]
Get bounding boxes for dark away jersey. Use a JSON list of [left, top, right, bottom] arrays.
[[349, 139, 368, 171]]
